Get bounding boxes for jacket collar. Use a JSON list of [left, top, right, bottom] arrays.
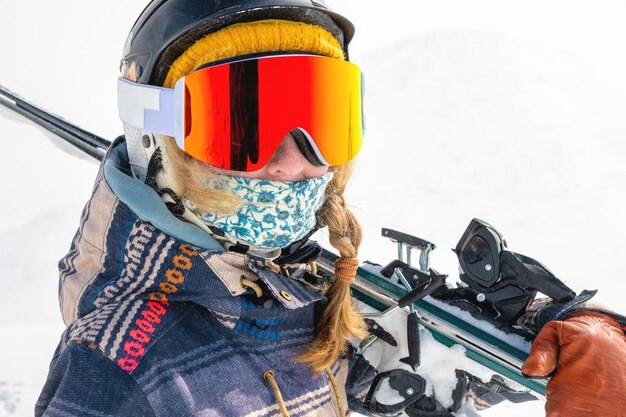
[[58, 138, 324, 324], [103, 136, 225, 251]]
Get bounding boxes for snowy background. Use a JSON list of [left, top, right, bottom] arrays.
[[1, 0, 625, 415]]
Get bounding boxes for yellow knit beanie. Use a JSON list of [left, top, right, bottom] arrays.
[[162, 19, 345, 88]]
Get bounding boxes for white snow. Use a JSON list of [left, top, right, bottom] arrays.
[[354, 301, 537, 417], [426, 296, 531, 353], [1, 1, 625, 416], [371, 378, 406, 405]]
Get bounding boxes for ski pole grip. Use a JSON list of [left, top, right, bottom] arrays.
[[398, 271, 447, 308]]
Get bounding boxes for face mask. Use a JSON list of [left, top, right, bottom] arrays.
[[182, 172, 333, 251]]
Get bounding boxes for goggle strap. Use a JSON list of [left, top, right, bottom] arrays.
[[117, 78, 184, 148]]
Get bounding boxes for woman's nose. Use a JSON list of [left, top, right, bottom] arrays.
[[262, 134, 328, 181]]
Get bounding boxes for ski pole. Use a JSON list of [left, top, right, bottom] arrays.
[[0, 85, 111, 161]]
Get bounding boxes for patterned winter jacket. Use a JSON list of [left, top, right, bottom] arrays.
[[35, 139, 374, 417]]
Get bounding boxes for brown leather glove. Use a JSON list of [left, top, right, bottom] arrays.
[[522, 311, 626, 417]]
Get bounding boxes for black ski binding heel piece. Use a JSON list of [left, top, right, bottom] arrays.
[[434, 218, 576, 336]]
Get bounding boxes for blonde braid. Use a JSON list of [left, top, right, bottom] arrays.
[[295, 160, 367, 374]]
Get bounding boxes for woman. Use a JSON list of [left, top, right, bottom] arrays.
[[36, 1, 625, 416]]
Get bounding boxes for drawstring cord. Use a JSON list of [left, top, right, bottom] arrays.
[[240, 277, 263, 298], [265, 259, 283, 274], [263, 371, 291, 417], [263, 369, 345, 417], [325, 368, 346, 417]]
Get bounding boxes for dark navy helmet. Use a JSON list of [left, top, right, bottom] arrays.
[[121, 0, 355, 85]]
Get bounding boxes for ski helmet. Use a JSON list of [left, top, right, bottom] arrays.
[[120, 0, 355, 86]]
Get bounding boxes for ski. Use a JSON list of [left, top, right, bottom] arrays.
[[315, 219, 578, 399], [0, 84, 111, 160], [317, 246, 548, 396]]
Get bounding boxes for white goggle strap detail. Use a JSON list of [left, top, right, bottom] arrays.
[[117, 78, 185, 149], [296, 127, 330, 166]]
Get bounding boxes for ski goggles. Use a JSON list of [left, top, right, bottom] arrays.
[[118, 54, 365, 171]]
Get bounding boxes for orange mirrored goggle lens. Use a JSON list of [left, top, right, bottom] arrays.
[[181, 55, 364, 171]]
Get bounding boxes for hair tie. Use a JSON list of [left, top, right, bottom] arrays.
[[334, 257, 359, 284]]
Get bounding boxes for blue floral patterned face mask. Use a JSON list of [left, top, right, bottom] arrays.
[[182, 172, 333, 251]]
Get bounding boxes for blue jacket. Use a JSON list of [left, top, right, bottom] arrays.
[[36, 139, 374, 417]]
